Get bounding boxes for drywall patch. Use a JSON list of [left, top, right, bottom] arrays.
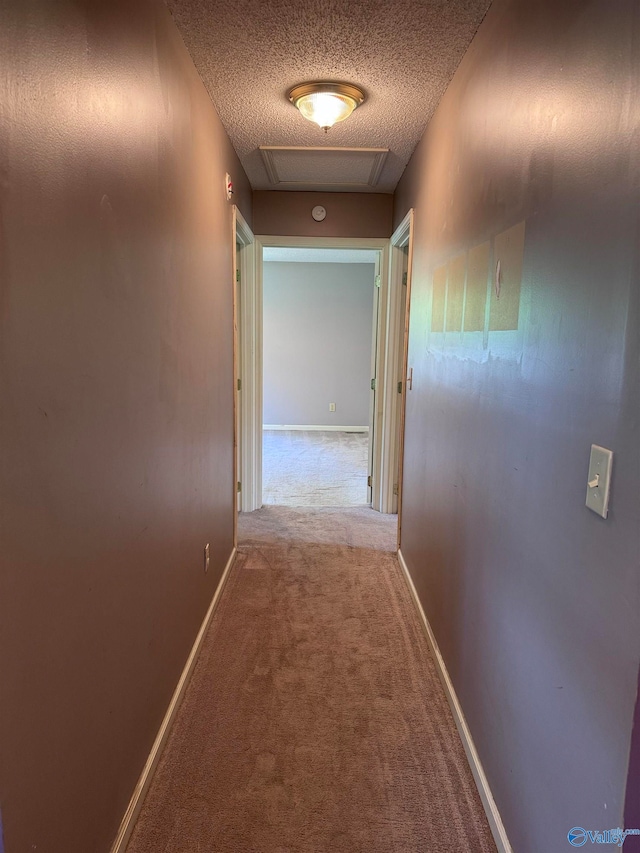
[[465, 241, 490, 332], [429, 222, 526, 346], [446, 253, 466, 332], [431, 264, 447, 332], [489, 221, 525, 331]]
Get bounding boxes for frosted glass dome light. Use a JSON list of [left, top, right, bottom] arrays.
[[288, 82, 365, 132]]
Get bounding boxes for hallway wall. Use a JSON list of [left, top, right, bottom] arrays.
[[0, 1, 251, 851], [394, 0, 640, 850], [254, 191, 393, 237]]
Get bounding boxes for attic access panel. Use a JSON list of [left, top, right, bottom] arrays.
[[259, 146, 389, 192]]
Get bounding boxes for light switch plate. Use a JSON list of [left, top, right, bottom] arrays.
[[585, 444, 613, 518]]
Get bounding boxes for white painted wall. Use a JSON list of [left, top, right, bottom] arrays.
[[263, 261, 375, 427]]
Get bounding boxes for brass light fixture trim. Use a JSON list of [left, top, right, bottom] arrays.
[[288, 82, 366, 132]]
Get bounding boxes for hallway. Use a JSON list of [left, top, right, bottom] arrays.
[[125, 507, 495, 852], [3, 1, 639, 850]]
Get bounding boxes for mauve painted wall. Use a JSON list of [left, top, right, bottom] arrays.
[[0, 1, 251, 851], [253, 191, 393, 237], [626, 685, 640, 851], [394, 1, 640, 850]]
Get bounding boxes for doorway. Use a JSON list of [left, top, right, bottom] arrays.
[[261, 247, 379, 507], [257, 236, 390, 512], [236, 231, 412, 518]]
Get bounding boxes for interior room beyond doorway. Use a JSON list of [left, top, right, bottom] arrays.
[[262, 247, 377, 507]]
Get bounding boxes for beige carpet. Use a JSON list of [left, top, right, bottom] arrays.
[[126, 507, 496, 853], [262, 430, 369, 506]]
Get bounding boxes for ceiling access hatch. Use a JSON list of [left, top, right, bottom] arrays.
[[259, 146, 389, 192]]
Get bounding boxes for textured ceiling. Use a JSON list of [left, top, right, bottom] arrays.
[[264, 247, 378, 264], [165, 0, 492, 192]]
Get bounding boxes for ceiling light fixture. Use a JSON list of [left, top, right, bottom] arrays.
[[288, 82, 365, 133]]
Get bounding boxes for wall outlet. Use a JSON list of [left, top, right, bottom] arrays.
[[204, 543, 210, 573], [329, 402, 336, 412]]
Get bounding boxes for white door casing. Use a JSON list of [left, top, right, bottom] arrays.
[[384, 209, 414, 532], [233, 207, 261, 514], [367, 255, 381, 505], [247, 234, 408, 514]]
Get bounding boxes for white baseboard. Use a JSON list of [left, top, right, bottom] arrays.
[[110, 547, 237, 853], [397, 549, 512, 853], [263, 424, 369, 432]]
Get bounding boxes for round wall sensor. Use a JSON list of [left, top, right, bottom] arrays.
[[311, 205, 326, 222]]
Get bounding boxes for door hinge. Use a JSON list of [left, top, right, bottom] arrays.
[[397, 380, 402, 394], [236, 269, 240, 282], [393, 483, 399, 496], [367, 475, 372, 488], [371, 378, 376, 391], [374, 274, 381, 288], [237, 481, 241, 493], [402, 272, 408, 286], [237, 378, 241, 391]]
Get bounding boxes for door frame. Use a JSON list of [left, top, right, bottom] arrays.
[[251, 234, 397, 512], [233, 207, 260, 524], [367, 253, 381, 505], [386, 209, 414, 541]]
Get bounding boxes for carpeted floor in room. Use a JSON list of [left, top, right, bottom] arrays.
[[262, 430, 369, 506], [126, 506, 496, 853]]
